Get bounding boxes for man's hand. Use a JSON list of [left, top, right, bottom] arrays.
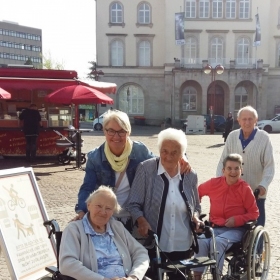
[[137, 216, 151, 237], [256, 186, 266, 197], [179, 157, 191, 174], [225, 217, 235, 228], [71, 211, 85, 221]]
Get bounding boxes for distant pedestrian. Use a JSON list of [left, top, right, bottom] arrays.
[[19, 103, 42, 162], [223, 112, 234, 142], [216, 105, 275, 228]]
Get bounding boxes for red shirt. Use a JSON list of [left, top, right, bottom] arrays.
[[198, 177, 259, 227]]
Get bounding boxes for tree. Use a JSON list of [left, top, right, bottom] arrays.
[[24, 57, 33, 66], [42, 51, 65, 70], [87, 61, 96, 80]]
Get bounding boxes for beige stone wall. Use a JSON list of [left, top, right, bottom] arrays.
[[96, 0, 280, 123]]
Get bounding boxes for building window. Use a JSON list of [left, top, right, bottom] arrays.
[[139, 40, 151, 66], [111, 40, 124, 66], [119, 84, 144, 115], [185, 0, 196, 18], [210, 37, 223, 64], [237, 37, 249, 65], [234, 86, 248, 113], [199, 0, 209, 18], [184, 37, 197, 64], [110, 2, 123, 23], [182, 86, 197, 111], [138, 2, 151, 24], [239, 0, 250, 19], [226, 0, 236, 19], [213, 0, 223, 18]]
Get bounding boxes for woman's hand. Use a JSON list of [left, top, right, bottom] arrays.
[[192, 216, 204, 232], [137, 216, 151, 237], [71, 211, 85, 222], [179, 157, 191, 174], [225, 217, 235, 228]]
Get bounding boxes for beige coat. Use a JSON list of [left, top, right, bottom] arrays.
[[59, 218, 149, 280]]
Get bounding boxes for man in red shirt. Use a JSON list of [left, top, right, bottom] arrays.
[[193, 153, 259, 280]]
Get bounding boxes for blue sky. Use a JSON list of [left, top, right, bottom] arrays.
[[1, 0, 96, 78]]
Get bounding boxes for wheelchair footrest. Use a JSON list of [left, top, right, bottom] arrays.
[[162, 257, 216, 270]]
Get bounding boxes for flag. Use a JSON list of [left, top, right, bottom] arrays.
[[254, 13, 261, 47], [175, 12, 185, 45]]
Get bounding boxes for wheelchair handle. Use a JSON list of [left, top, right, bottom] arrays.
[[43, 219, 60, 239], [254, 189, 260, 199], [147, 229, 156, 237]]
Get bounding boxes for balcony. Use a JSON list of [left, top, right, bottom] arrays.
[[176, 58, 262, 69]]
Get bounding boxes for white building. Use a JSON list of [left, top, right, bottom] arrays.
[[96, 0, 280, 125]]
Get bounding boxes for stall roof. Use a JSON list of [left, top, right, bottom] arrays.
[[0, 68, 77, 79]]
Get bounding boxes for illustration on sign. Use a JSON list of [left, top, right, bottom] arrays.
[[0, 167, 56, 280]]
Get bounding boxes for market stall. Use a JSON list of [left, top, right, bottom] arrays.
[[0, 67, 116, 157]]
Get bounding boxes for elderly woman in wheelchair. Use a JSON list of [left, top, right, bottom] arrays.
[[193, 153, 259, 280], [58, 186, 149, 280]]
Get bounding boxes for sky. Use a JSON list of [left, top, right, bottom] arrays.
[[1, 0, 96, 78]]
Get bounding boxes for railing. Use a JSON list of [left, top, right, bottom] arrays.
[[177, 57, 261, 69]]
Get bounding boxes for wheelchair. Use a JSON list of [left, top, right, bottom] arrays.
[[41, 219, 218, 280], [220, 221, 270, 280], [41, 217, 270, 280]]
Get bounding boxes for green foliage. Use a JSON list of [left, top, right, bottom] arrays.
[[87, 61, 96, 79], [24, 57, 33, 66], [42, 51, 65, 70]]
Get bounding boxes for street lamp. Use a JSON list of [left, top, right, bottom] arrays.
[[91, 65, 105, 118], [91, 69, 104, 81], [203, 64, 224, 134], [127, 87, 130, 114]]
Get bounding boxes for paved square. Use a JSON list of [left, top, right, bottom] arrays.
[[0, 125, 279, 279]]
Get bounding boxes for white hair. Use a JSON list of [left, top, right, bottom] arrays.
[[103, 110, 131, 135], [237, 105, 258, 119], [86, 185, 121, 213], [157, 128, 187, 156]]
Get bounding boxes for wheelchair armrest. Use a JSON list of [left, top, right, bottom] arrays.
[[243, 220, 257, 230]]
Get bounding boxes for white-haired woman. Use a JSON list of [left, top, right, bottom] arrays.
[[126, 128, 201, 280], [60, 186, 149, 280], [74, 110, 190, 232]]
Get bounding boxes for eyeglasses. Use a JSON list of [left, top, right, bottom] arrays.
[[105, 128, 127, 137]]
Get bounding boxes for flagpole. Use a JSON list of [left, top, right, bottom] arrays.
[[254, 7, 259, 69]]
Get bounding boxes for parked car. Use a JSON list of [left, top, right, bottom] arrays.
[[92, 111, 107, 130], [203, 114, 226, 132], [257, 114, 280, 133]]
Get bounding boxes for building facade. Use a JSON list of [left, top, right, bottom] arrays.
[[96, 0, 280, 125], [0, 21, 42, 68]]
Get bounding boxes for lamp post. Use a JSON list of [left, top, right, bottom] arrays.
[[91, 65, 104, 118], [203, 64, 224, 134], [127, 87, 130, 114]]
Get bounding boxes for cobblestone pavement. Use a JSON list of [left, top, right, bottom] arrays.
[[0, 125, 279, 279]]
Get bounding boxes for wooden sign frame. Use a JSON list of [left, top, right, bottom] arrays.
[[0, 167, 56, 280]]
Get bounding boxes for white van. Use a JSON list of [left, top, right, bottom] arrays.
[[185, 115, 206, 135]]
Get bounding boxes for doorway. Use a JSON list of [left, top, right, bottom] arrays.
[[207, 84, 224, 115]]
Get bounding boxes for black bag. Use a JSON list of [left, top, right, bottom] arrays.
[[222, 132, 225, 138]]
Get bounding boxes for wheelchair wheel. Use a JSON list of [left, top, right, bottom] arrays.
[[58, 154, 71, 165], [80, 154, 86, 165], [246, 226, 270, 280]]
